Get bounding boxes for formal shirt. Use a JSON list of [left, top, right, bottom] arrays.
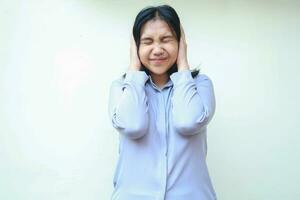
[[108, 69, 217, 200]]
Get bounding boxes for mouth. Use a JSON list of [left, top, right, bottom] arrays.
[[149, 58, 168, 64]]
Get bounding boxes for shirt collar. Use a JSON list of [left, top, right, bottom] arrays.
[[147, 75, 173, 91]]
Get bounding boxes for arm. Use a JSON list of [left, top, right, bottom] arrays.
[[108, 33, 149, 139], [170, 70, 216, 136], [108, 71, 149, 139]]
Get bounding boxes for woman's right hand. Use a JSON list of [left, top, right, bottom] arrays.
[[129, 35, 141, 71]]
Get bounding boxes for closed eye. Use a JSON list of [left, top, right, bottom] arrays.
[[162, 36, 174, 42], [140, 38, 153, 44]]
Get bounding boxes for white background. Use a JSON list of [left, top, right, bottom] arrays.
[[1, 0, 299, 199]]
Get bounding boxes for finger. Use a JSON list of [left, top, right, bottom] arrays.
[[131, 34, 134, 46], [180, 23, 185, 39]]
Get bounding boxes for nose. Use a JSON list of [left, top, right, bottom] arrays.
[[152, 44, 164, 56]]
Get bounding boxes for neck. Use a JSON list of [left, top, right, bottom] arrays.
[[150, 73, 169, 89]]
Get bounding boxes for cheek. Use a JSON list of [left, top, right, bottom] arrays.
[[138, 47, 149, 61], [166, 44, 178, 61]]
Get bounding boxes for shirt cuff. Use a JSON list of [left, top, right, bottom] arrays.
[[124, 70, 149, 86], [170, 70, 194, 87]]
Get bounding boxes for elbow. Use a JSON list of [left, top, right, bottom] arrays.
[[121, 122, 148, 139], [173, 109, 211, 136], [112, 115, 148, 139]]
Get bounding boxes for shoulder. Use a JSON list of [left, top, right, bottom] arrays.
[[193, 72, 213, 84], [110, 75, 125, 89]]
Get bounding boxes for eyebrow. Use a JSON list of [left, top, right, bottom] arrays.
[[162, 35, 174, 39], [140, 37, 153, 41], [140, 34, 174, 40]]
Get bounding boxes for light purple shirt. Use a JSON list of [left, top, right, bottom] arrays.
[[108, 69, 217, 200]]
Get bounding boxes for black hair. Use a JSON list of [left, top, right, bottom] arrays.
[[127, 4, 199, 78]]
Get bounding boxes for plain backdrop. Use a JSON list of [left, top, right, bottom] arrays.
[[1, 0, 299, 199]]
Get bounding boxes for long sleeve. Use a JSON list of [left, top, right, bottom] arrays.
[[108, 70, 150, 139], [170, 70, 216, 136]]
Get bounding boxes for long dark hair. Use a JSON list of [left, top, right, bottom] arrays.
[[127, 5, 199, 78]]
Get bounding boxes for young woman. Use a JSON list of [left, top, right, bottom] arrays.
[[108, 5, 217, 200]]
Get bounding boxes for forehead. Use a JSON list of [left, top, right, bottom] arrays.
[[140, 19, 174, 37]]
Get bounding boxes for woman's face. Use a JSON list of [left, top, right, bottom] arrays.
[[138, 19, 178, 76]]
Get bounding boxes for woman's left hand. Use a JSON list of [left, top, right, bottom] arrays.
[[177, 24, 190, 71]]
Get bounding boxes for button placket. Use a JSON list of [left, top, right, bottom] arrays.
[[157, 91, 167, 200]]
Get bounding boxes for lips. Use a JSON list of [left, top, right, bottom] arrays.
[[150, 60, 166, 65], [149, 58, 167, 64], [150, 57, 167, 61]]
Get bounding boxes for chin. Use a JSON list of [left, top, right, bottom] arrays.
[[148, 68, 169, 75], [145, 64, 171, 74]]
